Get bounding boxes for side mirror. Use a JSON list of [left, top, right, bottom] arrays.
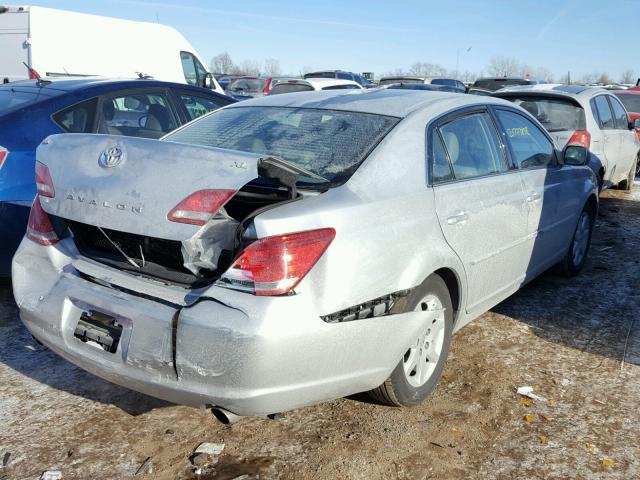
[[204, 73, 213, 89], [563, 145, 589, 166], [634, 118, 640, 131]]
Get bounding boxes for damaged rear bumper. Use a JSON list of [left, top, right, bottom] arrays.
[[12, 239, 429, 416]]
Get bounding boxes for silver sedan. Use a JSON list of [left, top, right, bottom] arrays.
[[13, 89, 598, 419]]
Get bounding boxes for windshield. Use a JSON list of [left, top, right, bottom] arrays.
[[505, 96, 586, 132], [269, 83, 314, 94], [473, 79, 530, 91], [164, 106, 399, 185], [228, 78, 266, 93], [615, 94, 640, 114]]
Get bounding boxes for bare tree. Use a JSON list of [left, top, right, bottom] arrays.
[[531, 67, 554, 83], [620, 69, 636, 84], [263, 58, 282, 76], [597, 72, 611, 84], [408, 62, 446, 77], [210, 52, 236, 74], [299, 65, 314, 76], [458, 70, 477, 83], [580, 72, 599, 84], [237, 60, 261, 76], [486, 56, 520, 77]]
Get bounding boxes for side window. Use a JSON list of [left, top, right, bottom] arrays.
[[495, 110, 554, 169], [437, 112, 508, 180], [431, 131, 454, 183], [180, 52, 199, 86], [98, 91, 177, 139], [608, 96, 629, 130], [179, 93, 227, 120], [193, 57, 208, 88], [593, 95, 615, 129], [52, 98, 98, 133]]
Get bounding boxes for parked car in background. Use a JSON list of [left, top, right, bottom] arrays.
[[304, 70, 374, 87], [494, 85, 639, 190], [471, 77, 545, 92], [14, 89, 598, 419], [268, 78, 363, 94], [378, 76, 466, 93], [215, 74, 243, 91], [226, 76, 290, 100], [612, 87, 640, 158], [0, 77, 234, 276], [384, 83, 461, 93], [0, 6, 224, 93], [467, 87, 493, 96]]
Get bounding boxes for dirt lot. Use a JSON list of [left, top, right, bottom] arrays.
[[1, 186, 639, 480]]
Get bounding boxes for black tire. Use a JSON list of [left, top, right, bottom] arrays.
[[618, 156, 637, 191], [561, 203, 595, 277], [368, 275, 453, 407]]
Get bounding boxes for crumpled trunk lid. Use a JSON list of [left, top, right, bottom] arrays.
[[37, 134, 261, 241]]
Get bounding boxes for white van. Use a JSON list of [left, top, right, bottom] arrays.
[[0, 5, 223, 93]]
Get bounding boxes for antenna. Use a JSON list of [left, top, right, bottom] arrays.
[[22, 61, 40, 79]]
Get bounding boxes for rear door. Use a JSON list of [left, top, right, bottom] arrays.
[[608, 94, 637, 181], [430, 109, 529, 315], [0, 7, 29, 82], [592, 94, 619, 184], [494, 108, 578, 276]]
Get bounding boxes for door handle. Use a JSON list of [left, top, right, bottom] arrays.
[[446, 210, 468, 225], [525, 192, 541, 202]]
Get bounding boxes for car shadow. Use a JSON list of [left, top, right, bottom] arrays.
[[494, 189, 640, 368], [0, 283, 172, 416]]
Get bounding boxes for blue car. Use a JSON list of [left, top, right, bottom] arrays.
[[0, 77, 235, 276]]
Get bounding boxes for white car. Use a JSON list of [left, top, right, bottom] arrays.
[[268, 78, 363, 95], [494, 85, 640, 191]]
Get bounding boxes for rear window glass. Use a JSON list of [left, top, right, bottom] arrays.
[[431, 79, 455, 87], [227, 78, 266, 93], [379, 78, 423, 86], [505, 97, 586, 132], [322, 84, 360, 90], [0, 88, 58, 113], [472, 79, 529, 91], [164, 106, 400, 185], [269, 83, 314, 95], [615, 94, 640, 114], [304, 72, 336, 79]]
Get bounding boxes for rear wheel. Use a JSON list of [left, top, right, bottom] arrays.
[[561, 203, 594, 276], [368, 275, 453, 407]]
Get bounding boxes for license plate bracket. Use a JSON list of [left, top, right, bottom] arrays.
[[73, 310, 123, 354]]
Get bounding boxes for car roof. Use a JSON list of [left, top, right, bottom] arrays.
[[494, 84, 609, 99], [0, 77, 215, 94], [227, 88, 515, 118], [611, 88, 640, 96]]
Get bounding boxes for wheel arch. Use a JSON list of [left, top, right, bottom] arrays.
[[433, 267, 462, 326]]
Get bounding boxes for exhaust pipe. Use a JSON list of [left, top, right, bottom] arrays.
[[211, 406, 242, 425]]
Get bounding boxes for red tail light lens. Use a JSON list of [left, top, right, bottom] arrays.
[[568, 130, 591, 149], [167, 189, 236, 225], [0, 147, 8, 170], [35, 161, 55, 198], [27, 197, 59, 246], [218, 228, 336, 296], [263, 78, 273, 94]]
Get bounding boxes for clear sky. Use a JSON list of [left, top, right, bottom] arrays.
[[27, 0, 639, 80]]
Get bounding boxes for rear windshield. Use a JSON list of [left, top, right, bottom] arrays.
[[269, 83, 314, 95], [304, 72, 336, 79], [227, 78, 266, 93], [0, 87, 58, 113], [164, 106, 400, 186], [379, 78, 423, 86], [430, 79, 455, 87], [322, 84, 360, 90], [615, 94, 640, 114], [505, 96, 586, 132], [473, 79, 530, 91]]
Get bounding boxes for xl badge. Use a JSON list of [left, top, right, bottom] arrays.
[[99, 146, 124, 168]]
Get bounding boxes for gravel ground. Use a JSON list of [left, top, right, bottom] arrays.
[[1, 186, 639, 480]]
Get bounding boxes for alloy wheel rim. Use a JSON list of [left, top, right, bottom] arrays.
[[402, 295, 446, 388], [572, 211, 590, 266]]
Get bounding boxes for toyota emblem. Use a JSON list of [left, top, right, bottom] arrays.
[[99, 146, 124, 168]]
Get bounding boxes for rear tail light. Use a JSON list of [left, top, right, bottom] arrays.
[[167, 189, 236, 225], [263, 78, 273, 94], [35, 161, 55, 198], [568, 130, 591, 149], [217, 228, 336, 296], [0, 147, 7, 169], [27, 197, 59, 246]]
